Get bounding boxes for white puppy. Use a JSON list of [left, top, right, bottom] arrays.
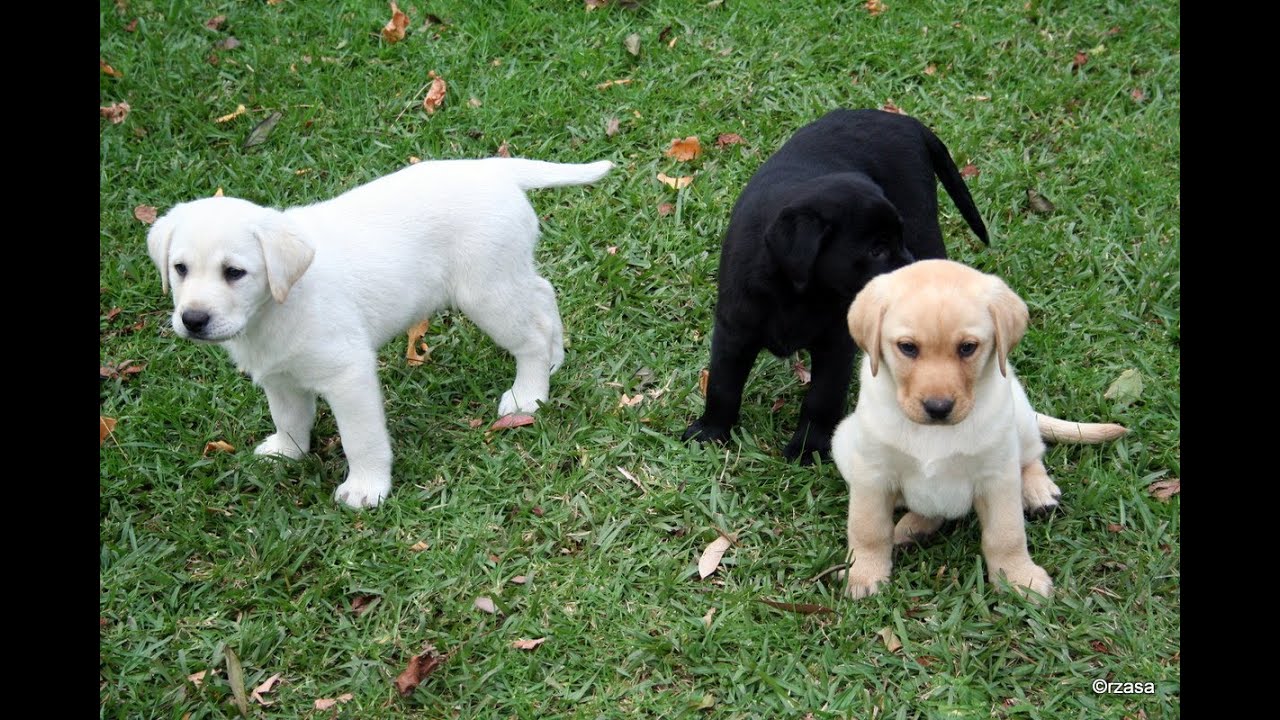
[[831, 260, 1126, 599], [147, 157, 612, 508]]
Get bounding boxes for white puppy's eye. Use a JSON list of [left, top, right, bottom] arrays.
[[224, 267, 247, 281], [174, 263, 188, 277], [958, 341, 978, 358], [897, 341, 918, 358]]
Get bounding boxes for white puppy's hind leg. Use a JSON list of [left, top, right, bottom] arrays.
[[255, 384, 316, 460], [324, 361, 394, 509], [462, 276, 561, 415]]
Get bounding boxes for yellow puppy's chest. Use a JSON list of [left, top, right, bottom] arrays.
[[892, 450, 995, 519]]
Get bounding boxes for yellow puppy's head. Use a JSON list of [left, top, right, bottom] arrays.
[[847, 259, 1028, 425]]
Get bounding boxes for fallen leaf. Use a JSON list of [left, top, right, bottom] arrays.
[[606, 245, 618, 255], [532, 506, 545, 517], [715, 133, 744, 148], [866, 0, 886, 16], [202, 440, 235, 457], [697, 534, 732, 579], [1072, 51, 1088, 71], [204, 15, 226, 30], [876, 627, 902, 652], [1131, 88, 1146, 102], [619, 393, 644, 408], [187, 669, 216, 687], [104, 307, 123, 322], [314, 694, 354, 710], [658, 25, 672, 44], [510, 575, 528, 585], [100, 59, 123, 78], [924, 63, 937, 76], [243, 111, 284, 149], [423, 71, 447, 113], [215, 104, 247, 123], [1104, 368, 1144, 407], [1148, 478, 1180, 501], [224, 647, 249, 717], [1025, 188, 1055, 214], [406, 319, 430, 366], [1090, 640, 1110, 654], [250, 673, 281, 706], [474, 596, 498, 614], [792, 360, 811, 384], [959, 163, 980, 179], [617, 465, 644, 492], [100, 416, 118, 446], [214, 187, 224, 196], [396, 646, 446, 696], [665, 136, 702, 161], [702, 607, 716, 626], [468, 96, 482, 107], [770, 397, 785, 413], [512, 637, 547, 650], [125, 18, 138, 31], [490, 414, 535, 430], [409, 541, 429, 552], [968, 95, 991, 102], [382, 2, 409, 43], [605, 117, 620, 137], [760, 599, 835, 615], [657, 202, 674, 216], [101, 101, 131, 124], [350, 595, 377, 616], [692, 693, 716, 711], [656, 172, 693, 189], [585, 0, 608, 10], [215, 36, 241, 51], [698, 368, 709, 396], [624, 33, 641, 56], [496, 141, 512, 157], [1107, 523, 1124, 533], [596, 78, 633, 90], [882, 100, 903, 114]]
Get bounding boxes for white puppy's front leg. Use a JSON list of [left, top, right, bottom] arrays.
[[255, 383, 316, 460], [323, 363, 393, 509]]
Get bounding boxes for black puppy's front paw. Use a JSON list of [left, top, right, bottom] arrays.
[[683, 418, 732, 444], [783, 430, 832, 465]]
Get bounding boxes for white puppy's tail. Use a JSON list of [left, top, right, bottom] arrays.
[[1037, 413, 1128, 444], [500, 158, 614, 190]]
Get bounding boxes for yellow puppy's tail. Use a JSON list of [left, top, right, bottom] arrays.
[[1036, 414, 1128, 444]]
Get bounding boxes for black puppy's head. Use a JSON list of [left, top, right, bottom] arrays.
[[763, 174, 913, 297]]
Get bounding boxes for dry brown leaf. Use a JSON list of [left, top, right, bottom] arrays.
[[665, 136, 702, 161], [656, 172, 693, 190], [496, 141, 512, 157], [1131, 88, 1145, 102], [1107, 523, 1124, 533], [657, 203, 674, 217], [101, 102, 131, 124], [866, 0, 886, 16], [792, 360, 811, 384], [313, 693, 354, 710], [510, 575, 528, 585], [204, 15, 226, 30], [924, 63, 937, 76], [100, 416, 118, 446], [202, 440, 235, 457], [468, 96, 482, 108], [877, 627, 902, 652], [585, 0, 608, 10], [406, 319, 430, 366], [215, 104, 247, 123], [423, 71, 447, 113], [267, 0, 285, 5], [596, 78, 633, 90], [124, 18, 138, 32], [624, 33, 641, 56], [409, 540, 429, 552], [350, 595, 377, 616], [606, 245, 619, 255], [605, 117, 620, 137], [715, 133, 744, 148], [250, 673, 281, 706], [882, 100, 903, 115], [697, 534, 732, 579], [224, 647, 249, 717], [1148, 478, 1180, 501], [512, 637, 547, 650], [473, 596, 498, 614], [394, 646, 446, 696], [382, 2, 409, 43], [959, 163, 980, 179], [1072, 51, 1088, 70], [532, 505, 545, 517], [702, 607, 716, 627], [467, 418, 484, 428], [104, 307, 123, 322], [698, 368, 709, 397], [187, 669, 216, 687], [100, 59, 123, 78], [619, 393, 644, 408], [770, 397, 785, 413], [760, 599, 835, 615], [215, 36, 241, 50], [1026, 189, 1055, 214], [490, 414, 535, 431]]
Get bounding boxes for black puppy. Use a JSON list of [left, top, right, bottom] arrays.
[[683, 108, 989, 462]]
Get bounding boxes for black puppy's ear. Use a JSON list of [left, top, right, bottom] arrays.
[[765, 209, 828, 293]]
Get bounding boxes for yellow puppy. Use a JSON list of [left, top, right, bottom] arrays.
[[831, 260, 1126, 599]]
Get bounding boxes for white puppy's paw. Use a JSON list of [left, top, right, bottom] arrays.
[[499, 388, 545, 416], [334, 474, 391, 509], [254, 433, 307, 460], [844, 562, 891, 599], [992, 562, 1054, 600]]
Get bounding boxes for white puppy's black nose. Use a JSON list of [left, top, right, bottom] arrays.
[[181, 309, 211, 334], [922, 397, 954, 420]]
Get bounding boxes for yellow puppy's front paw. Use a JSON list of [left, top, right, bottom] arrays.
[[992, 562, 1053, 600], [844, 563, 891, 599]]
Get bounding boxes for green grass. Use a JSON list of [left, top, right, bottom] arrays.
[[100, 1, 1179, 717]]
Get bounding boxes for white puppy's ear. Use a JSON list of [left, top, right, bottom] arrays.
[[252, 214, 315, 303], [987, 277, 1029, 377], [848, 275, 889, 377], [146, 208, 180, 295]]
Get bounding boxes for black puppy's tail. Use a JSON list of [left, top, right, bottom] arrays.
[[923, 128, 989, 245]]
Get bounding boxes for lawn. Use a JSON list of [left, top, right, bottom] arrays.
[[99, 1, 1180, 718]]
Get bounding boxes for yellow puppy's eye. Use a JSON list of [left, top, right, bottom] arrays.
[[897, 341, 918, 358], [958, 341, 978, 357]]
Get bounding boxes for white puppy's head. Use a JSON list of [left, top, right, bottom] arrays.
[[847, 259, 1028, 425], [147, 197, 314, 342]]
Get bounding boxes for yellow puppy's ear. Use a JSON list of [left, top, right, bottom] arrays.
[[848, 276, 889, 377], [252, 214, 315, 303], [146, 209, 180, 295], [987, 277, 1029, 377]]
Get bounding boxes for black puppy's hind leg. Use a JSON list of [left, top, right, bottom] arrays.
[[683, 322, 761, 445], [784, 333, 856, 464]]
